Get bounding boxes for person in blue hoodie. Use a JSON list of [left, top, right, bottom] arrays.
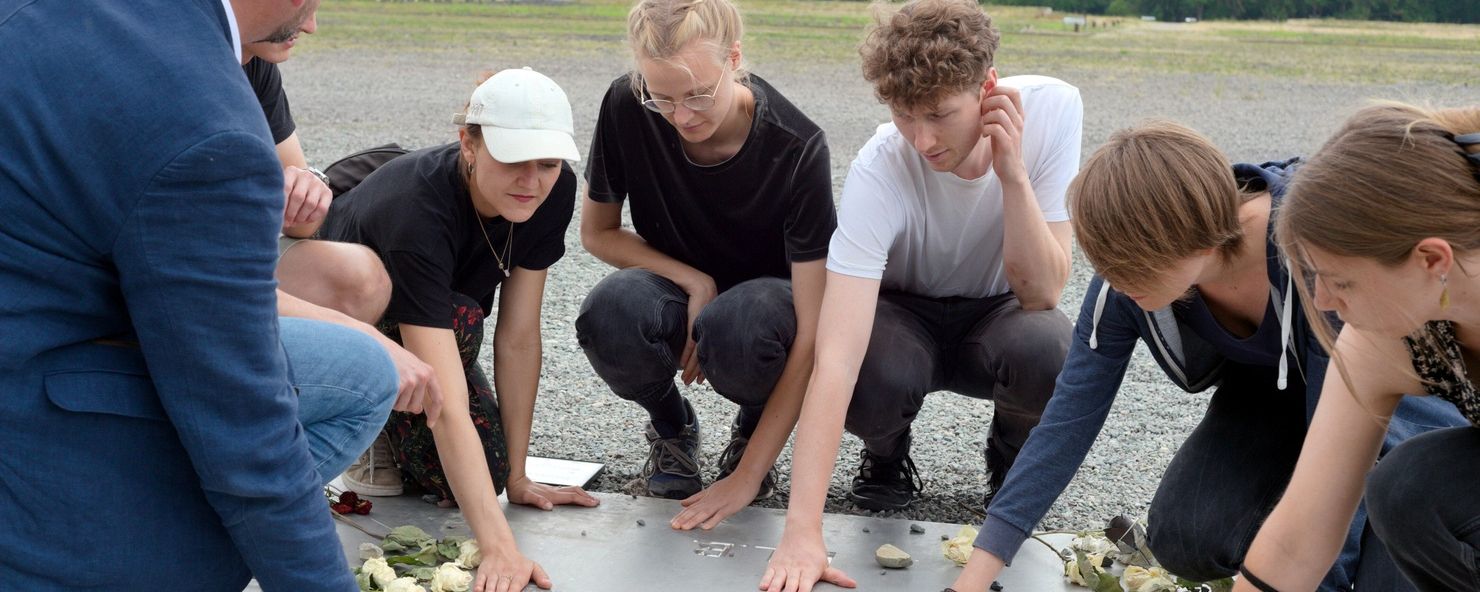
[[949, 121, 1467, 592]]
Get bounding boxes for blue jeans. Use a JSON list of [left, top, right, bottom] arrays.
[[1146, 363, 1410, 591], [280, 317, 398, 483]]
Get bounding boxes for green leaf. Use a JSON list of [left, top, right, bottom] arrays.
[[409, 566, 436, 581], [384, 525, 435, 548], [380, 540, 407, 553], [1093, 572, 1125, 592]]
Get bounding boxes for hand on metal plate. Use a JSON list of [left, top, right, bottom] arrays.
[[761, 530, 857, 592], [979, 85, 1028, 187], [507, 475, 601, 511], [281, 165, 332, 227], [671, 472, 760, 530], [475, 548, 551, 592]]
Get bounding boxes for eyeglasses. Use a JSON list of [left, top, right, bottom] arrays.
[[641, 64, 729, 114]]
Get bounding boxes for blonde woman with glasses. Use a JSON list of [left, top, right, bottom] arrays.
[[576, 0, 836, 530]]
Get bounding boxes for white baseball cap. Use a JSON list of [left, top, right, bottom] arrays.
[[455, 67, 581, 163]]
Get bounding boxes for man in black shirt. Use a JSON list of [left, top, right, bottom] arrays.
[[239, 9, 442, 496]]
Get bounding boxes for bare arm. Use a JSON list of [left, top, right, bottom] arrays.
[[277, 289, 442, 422], [580, 190, 712, 296], [494, 266, 599, 510], [987, 86, 1071, 309], [1235, 327, 1415, 591], [672, 258, 826, 530], [274, 133, 329, 239], [581, 190, 715, 382], [399, 323, 548, 590], [760, 271, 882, 591]]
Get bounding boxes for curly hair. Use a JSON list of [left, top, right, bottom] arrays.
[[859, 0, 1000, 112]]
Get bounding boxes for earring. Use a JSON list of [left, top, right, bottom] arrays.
[[1441, 274, 1451, 309], [466, 161, 474, 178]]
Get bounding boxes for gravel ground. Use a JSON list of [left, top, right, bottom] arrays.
[[284, 45, 1473, 532]]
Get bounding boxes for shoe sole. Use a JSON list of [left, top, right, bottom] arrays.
[[341, 476, 403, 497], [847, 491, 913, 512]]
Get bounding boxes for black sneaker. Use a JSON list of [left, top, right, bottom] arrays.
[[848, 448, 924, 511], [982, 444, 1006, 510], [640, 399, 702, 500], [714, 418, 778, 501]]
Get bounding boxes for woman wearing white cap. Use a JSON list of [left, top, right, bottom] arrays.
[[319, 67, 596, 591]]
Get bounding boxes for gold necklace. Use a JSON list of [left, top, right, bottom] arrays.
[[477, 217, 513, 278]]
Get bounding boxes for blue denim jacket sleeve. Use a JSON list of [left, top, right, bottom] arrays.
[[976, 276, 1140, 563], [112, 132, 356, 591]]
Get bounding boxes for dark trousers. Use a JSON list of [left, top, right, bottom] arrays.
[[1367, 426, 1480, 591], [575, 269, 796, 431], [843, 290, 1071, 474], [1146, 364, 1410, 591], [377, 292, 509, 501]]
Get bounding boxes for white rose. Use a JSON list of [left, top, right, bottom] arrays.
[[940, 525, 978, 566], [1070, 533, 1119, 556], [1064, 552, 1108, 588], [385, 577, 427, 592], [1122, 565, 1178, 592], [362, 557, 397, 588], [430, 562, 472, 592], [456, 539, 481, 569]]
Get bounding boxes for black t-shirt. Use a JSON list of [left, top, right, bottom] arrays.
[[243, 57, 296, 145], [584, 74, 836, 292], [319, 143, 577, 329]]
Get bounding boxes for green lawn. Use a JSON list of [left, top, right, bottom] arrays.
[[309, 0, 1480, 84]]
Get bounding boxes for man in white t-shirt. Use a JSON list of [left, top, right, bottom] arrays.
[[763, 0, 1080, 587]]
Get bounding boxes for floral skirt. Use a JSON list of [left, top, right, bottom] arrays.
[[376, 292, 509, 501]]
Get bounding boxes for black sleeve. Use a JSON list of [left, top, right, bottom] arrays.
[[381, 248, 456, 330], [243, 58, 296, 145], [783, 130, 838, 262], [584, 80, 628, 204], [519, 163, 577, 271]]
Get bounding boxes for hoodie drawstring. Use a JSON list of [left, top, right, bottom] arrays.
[[1089, 281, 1111, 350]]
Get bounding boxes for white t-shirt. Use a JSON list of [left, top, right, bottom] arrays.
[[826, 75, 1083, 299]]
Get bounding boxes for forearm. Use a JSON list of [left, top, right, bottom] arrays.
[[282, 216, 324, 238], [783, 364, 854, 531], [405, 327, 517, 549], [999, 180, 1068, 308], [493, 335, 542, 481], [732, 336, 815, 481], [583, 227, 711, 293], [276, 289, 395, 350]]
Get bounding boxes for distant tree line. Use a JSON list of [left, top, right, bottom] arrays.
[[988, 0, 1480, 23]]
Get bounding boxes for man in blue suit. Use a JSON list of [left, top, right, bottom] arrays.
[[0, 1, 396, 589]]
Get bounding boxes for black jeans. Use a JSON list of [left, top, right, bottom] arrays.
[[575, 269, 796, 428], [843, 290, 1071, 473], [1367, 426, 1480, 591], [1146, 364, 1411, 591]]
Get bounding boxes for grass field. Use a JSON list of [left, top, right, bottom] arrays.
[[308, 0, 1480, 84]]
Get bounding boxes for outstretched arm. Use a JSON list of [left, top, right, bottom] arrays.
[[1236, 327, 1414, 591], [672, 258, 826, 530], [495, 266, 600, 511]]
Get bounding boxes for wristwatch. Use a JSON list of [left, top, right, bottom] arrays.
[[306, 166, 330, 186]]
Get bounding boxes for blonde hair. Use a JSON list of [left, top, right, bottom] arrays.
[[1278, 101, 1480, 396], [859, 0, 999, 112], [1069, 120, 1249, 291], [626, 0, 748, 98]]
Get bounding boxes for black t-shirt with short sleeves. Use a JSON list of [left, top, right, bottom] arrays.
[[319, 143, 577, 329], [584, 74, 836, 293], [243, 57, 296, 145]]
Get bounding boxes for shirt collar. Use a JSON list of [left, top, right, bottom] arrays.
[[221, 0, 242, 63]]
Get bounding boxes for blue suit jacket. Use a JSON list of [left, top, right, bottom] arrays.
[[0, 1, 354, 589]]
